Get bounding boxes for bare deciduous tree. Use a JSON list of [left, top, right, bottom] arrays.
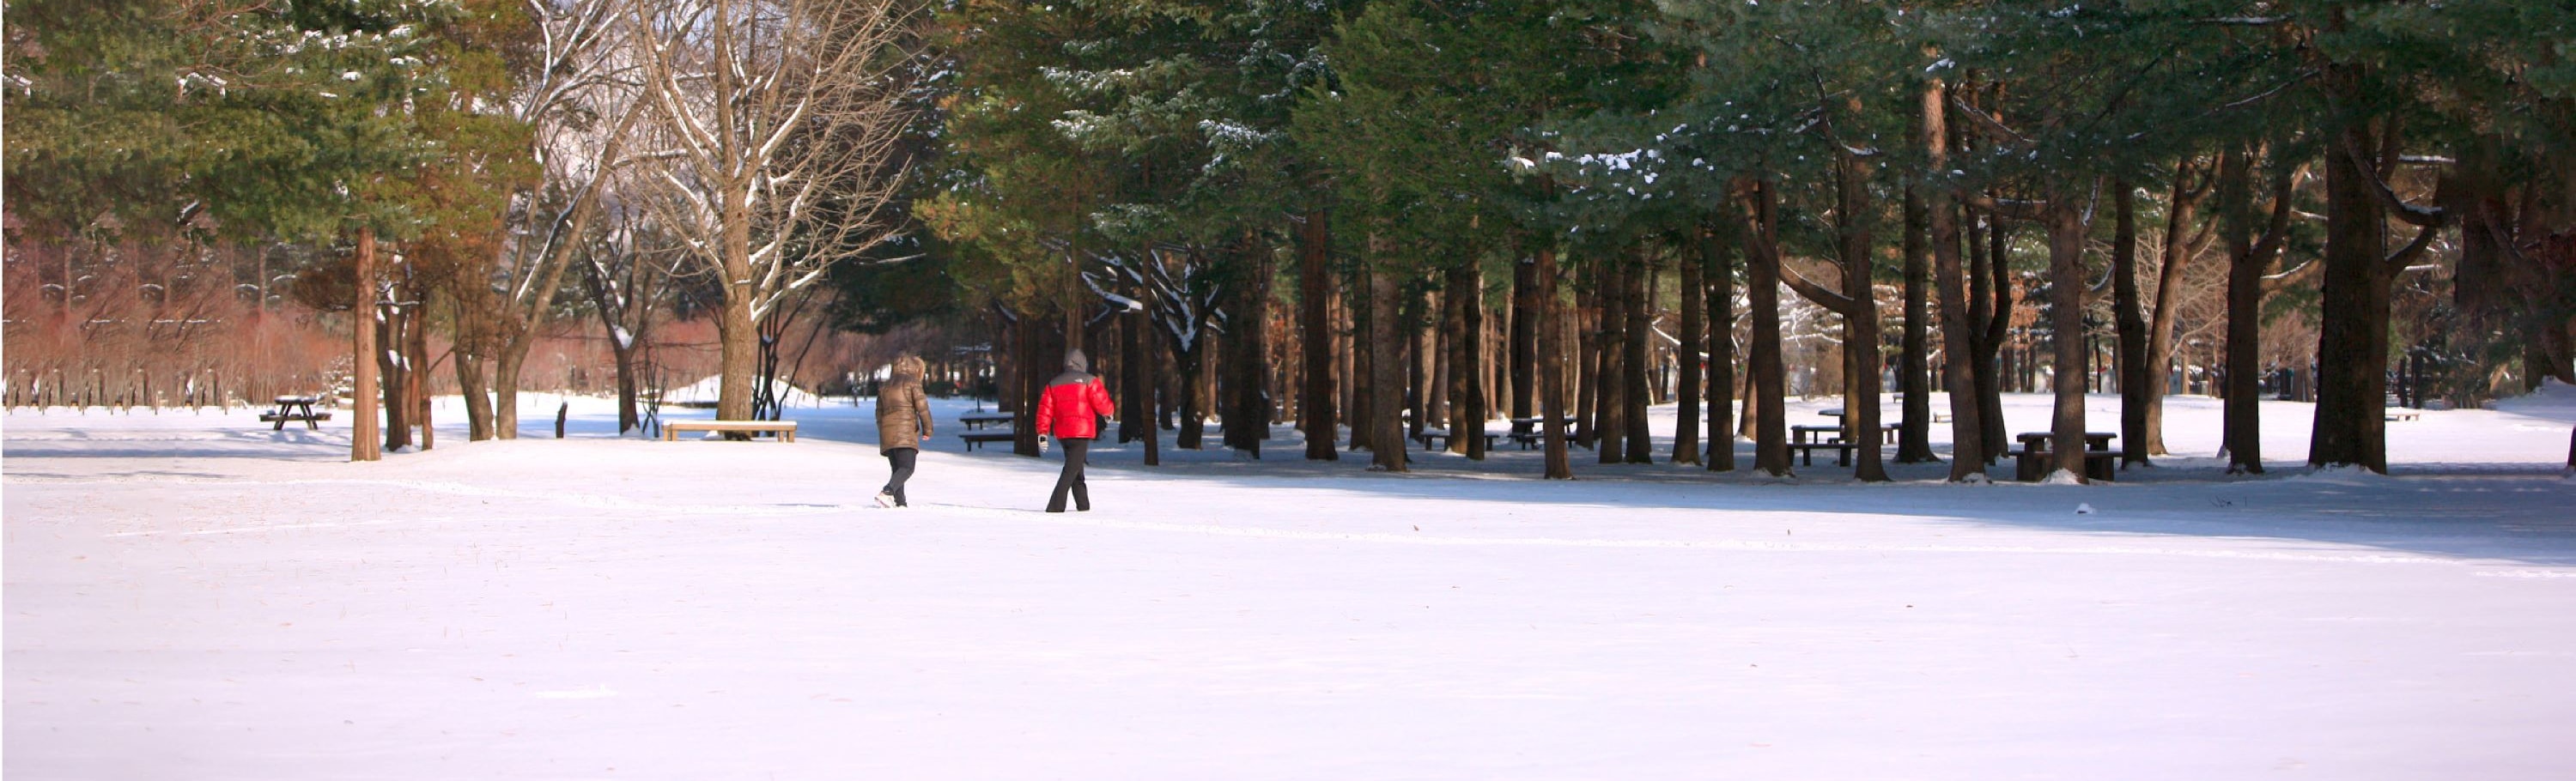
[[467, 0, 645, 439], [629, 0, 916, 421]]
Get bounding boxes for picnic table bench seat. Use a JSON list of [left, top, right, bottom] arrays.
[[1786, 440, 1861, 466], [1413, 427, 1502, 451], [664, 420, 799, 442], [2008, 447, 2123, 481], [958, 431, 1015, 451]]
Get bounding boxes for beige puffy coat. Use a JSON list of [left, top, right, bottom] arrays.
[[875, 361, 932, 452]]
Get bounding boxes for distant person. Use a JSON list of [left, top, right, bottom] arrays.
[[873, 354, 932, 508], [1033, 348, 1115, 513]]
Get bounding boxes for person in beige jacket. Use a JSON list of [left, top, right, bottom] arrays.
[[873, 355, 933, 507]]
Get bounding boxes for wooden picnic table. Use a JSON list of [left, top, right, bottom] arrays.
[[2012, 431, 2120, 481], [1810, 409, 1897, 444], [958, 410, 1015, 430], [259, 395, 331, 431]]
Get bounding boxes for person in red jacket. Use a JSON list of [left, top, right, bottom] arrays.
[[1032, 348, 1115, 512]]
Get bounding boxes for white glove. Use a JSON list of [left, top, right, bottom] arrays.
[[1038, 435, 1050, 454]]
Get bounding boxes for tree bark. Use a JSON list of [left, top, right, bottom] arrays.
[[2044, 193, 2094, 481], [1455, 262, 1487, 460], [1899, 179, 1938, 463], [1139, 307, 1162, 466], [2312, 109, 2395, 472], [1368, 263, 1408, 472], [2218, 147, 2269, 475], [1624, 247, 1654, 463], [1595, 256, 1629, 463], [1176, 327, 1206, 450], [377, 285, 412, 452], [1511, 252, 1539, 423], [1975, 214, 2014, 463], [1301, 210, 1339, 459], [1703, 221, 1737, 472], [1573, 277, 1599, 449], [2112, 178, 2150, 467], [409, 284, 433, 450], [454, 351, 494, 441], [1835, 148, 1886, 481], [2142, 160, 2208, 459], [1350, 268, 1375, 453], [350, 227, 381, 463], [1226, 239, 1271, 457], [1676, 233, 1705, 465], [1537, 242, 1572, 479], [1742, 179, 1790, 475]]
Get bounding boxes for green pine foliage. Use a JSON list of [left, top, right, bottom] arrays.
[[6, 0, 479, 243]]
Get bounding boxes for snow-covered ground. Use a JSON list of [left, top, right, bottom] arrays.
[[7, 387, 2574, 779]]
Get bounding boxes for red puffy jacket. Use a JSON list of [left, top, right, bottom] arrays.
[[1033, 374, 1115, 439]]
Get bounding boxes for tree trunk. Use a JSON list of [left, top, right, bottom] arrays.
[[1176, 331, 1206, 450], [1350, 269, 1374, 453], [455, 351, 495, 441], [2219, 147, 2268, 475], [1458, 263, 1488, 460], [2311, 111, 2394, 472], [1836, 148, 1887, 481], [1703, 221, 1738, 472], [1976, 215, 2014, 463], [350, 227, 381, 463], [1406, 298, 1428, 439], [2112, 178, 2151, 467], [1428, 293, 1449, 431], [1368, 264, 1407, 472], [1511, 252, 1538, 423], [494, 348, 532, 440], [1301, 211, 1339, 459], [1226, 240, 1271, 457], [1676, 234, 1705, 465], [1473, 263, 1494, 458], [1899, 179, 1938, 463], [409, 284, 433, 450], [1574, 278, 1600, 449], [1537, 243, 1573, 479], [1624, 248, 1655, 463], [2044, 194, 2094, 481], [1139, 309, 1162, 466], [2143, 161, 2205, 458], [1743, 179, 1791, 475], [1595, 257, 1629, 463], [378, 291, 412, 452]]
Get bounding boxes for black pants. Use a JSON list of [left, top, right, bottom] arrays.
[[1047, 437, 1091, 512], [882, 447, 917, 506]]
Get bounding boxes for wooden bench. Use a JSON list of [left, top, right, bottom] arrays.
[[1787, 441, 1860, 466], [958, 431, 1015, 451], [663, 420, 799, 442], [2385, 409, 2421, 421]]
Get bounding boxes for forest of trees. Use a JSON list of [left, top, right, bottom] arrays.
[[8, 0, 2573, 475]]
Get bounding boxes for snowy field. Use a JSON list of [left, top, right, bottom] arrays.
[[7, 386, 2576, 779]]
